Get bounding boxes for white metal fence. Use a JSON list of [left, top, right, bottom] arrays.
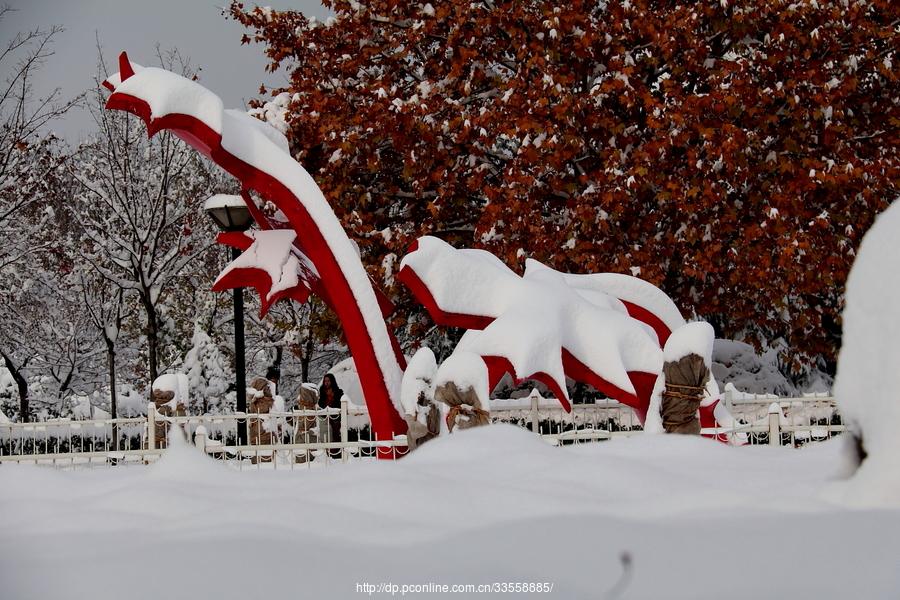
[[0, 390, 844, 469]]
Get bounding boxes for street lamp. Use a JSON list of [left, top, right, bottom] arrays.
[[204, 194, 253, 446]]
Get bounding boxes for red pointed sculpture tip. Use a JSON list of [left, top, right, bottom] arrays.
[[118, 51, 135, 82]]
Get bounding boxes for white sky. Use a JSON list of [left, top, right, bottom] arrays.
[[1, 0, 327, 144]]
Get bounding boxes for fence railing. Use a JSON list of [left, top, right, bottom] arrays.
[[0, 390, 844, 468]]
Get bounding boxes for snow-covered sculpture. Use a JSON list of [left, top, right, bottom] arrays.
[[101, 51, 739, 451], [399, 236, 669, 418], [834, 200, 900, 499], [102, 53, 408, 443], [399, 236, 739, 436], [212, 226, 316, 317]]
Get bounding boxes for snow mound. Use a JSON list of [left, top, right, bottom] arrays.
[[147, 421, 226, 483], [834, 200, 900, 503]]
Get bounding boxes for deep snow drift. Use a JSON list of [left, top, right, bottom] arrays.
[[834, 200, 900, 503], [1, 427, 898, 600]]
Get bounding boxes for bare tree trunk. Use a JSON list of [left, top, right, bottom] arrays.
[[15, 372, 27, 423], [301, 332, 314, 382], [271, 345, 283, 383], [106, 339, 118, 449], [106, 341, 117, 419], [142, 295, 159, 383], [2, 351, 29, 423]]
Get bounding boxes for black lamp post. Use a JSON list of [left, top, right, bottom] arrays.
[[204, 194, 254, 446]]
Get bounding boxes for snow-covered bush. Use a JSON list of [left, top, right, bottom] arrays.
[[183, 325, 232, 414]]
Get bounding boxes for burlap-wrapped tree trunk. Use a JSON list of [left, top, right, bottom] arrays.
[[661, 354, 709, 435], [248, 377, 275, 463], [294, 386, 318, 463], [149, 389, 186, 449], [434, 382, 490, 433], [404, 391, 442, 451]]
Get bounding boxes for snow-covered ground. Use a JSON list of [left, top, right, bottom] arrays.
[[1, 426, 898, 599]]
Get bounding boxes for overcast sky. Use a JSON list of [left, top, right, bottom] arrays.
[[1, 0, 327, 144]]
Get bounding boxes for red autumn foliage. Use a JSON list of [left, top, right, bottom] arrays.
[[230, 0, 898, 374]]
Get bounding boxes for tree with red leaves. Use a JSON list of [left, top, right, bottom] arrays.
[[230, 0, 898, 377]]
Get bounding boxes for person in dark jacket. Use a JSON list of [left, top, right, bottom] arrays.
[[318, 373, 344, 457]]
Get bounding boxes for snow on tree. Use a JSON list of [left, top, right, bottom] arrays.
[[76, 265, 129, 420], [0, 15, 80, 421], [183, 323, 232, 414], [71, 54, 224, 384], [231, 0, 898, 374]]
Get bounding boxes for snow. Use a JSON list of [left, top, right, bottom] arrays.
[[433, 350, 491, 410], [114, 67, 225, 134], [0, 365, 13, 397], [711, 339, 797, 396], [101, 60, 145, 88], [203, 193, 246, 210], [557, 271, 686, 341], [225, 108, 290, 155], [834, 199, 900, 503], [327, 357, 363, 407], [326, 357, 372, 430], [1, 427, 898, 599], [70, 395, 111, 420], [400, 347, 437, 416], [663, 321, 714, 364], [151, 372, 190, 410], [400, 235, 523, 319]]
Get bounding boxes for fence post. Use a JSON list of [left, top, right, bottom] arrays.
[[530, 389, 541, 437], [768, 402, 781, 447], [340, 398, 349, 463], [194, 426, 207, 454], [147, 402, 156, 451]]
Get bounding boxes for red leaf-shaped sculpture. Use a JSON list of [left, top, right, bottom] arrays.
[[213, 230, 314, 317]]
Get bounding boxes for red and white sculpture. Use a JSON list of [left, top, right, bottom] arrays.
[[103, 53, 409, 442], [399, 236, 740, 436], [102, 52, 738, 448]]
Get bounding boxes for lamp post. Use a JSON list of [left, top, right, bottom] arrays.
[[204, 194, 254, 446]]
